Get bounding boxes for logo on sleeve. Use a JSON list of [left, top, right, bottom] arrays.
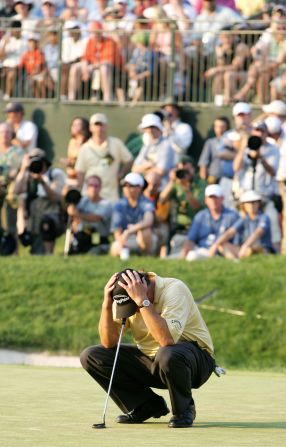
[[171, 319, 182, 331]]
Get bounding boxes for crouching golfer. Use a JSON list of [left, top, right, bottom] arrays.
[[80, 269, 215, 428]]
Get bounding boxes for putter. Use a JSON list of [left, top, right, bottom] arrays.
[[93, 318, 127, 429]]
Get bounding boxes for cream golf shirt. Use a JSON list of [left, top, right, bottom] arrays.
[[75, 137, 133, 202], [118, 273, 214, 358]]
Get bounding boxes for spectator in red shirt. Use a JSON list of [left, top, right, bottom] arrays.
[[68, 21, 123, 101], [19, 33, 45, 98]]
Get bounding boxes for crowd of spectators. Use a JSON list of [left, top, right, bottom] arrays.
[[1, 1, 286, 102], [1, 96, 286, 260]]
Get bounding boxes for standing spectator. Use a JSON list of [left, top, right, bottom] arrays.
[[61, 20, 87, 100], [68, 20, 123, 101], [110, 172, 157, 257], [0, 20, 26, 100], [4, 101, 38, 152], [19, 33, 46, 98], [233, 121, 281, 251], [182, 183, 239, 261], [62, 116, 91, 186], [198, 115, 230, 184], [132, 113, 175, 185], [211, 190, 274, 259], [75, 113, 133, 202], [14, 148, 66, 254], [66, 174, 113, 255], [262, 100, 286, 134], [0, 121, 24, 250], [161, 99, 193, 163]]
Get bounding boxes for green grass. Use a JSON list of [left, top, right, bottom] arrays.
[[0, 254, 286, 369], [1, 365, 286, 447]]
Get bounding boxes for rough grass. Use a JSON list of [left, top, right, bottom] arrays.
[[1, 365, 286, 447], [0, 254, 285, 369]]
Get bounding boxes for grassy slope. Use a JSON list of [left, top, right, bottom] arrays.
[[0, 254, 285, 369], [1, 365, 286, 447]]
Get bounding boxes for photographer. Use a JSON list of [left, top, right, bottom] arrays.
[[233, 121, 281, 251], [14, 148, 66, 254], [66, 175, 113, 255]]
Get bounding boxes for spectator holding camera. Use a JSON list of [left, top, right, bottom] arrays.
[[66, 175, 113, 255], [233, 121, 281, 251], [14, 148, 66, 254], [4, 101, 38, 153]]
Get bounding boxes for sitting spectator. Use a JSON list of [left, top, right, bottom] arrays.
[[0, 0, 15, 19], [204, 31, 250, 105], [62, 116, 91, 186], [234, 20, 286, 104], [19, 33, 46, 98], [61, 20, 87, 100], [66, 175, 113, 255], [117, 31, 155, 105], [37, 0, 58, 37], [161, 98, 193, 163], [198, 115, 230, 184], [41, 29, 59, 97], [87, 0, 108, 22], [181, 183, 239, 261], [270, 70, 286, 101], [68, 21, 123, 101], [14, 148, 66, 254], [0, 20, 26, 100], [0, 121, 24, 253], [60, 0, 88, 22], [110, 172, 157, 257], [132, 113, 175, 185], [75, 113, 133, 202], [211, 190, 274, 259], [103, 0, 136, 35], [143, 170, 170, 257], [233, 121, 281, 251], [160, 156, 205, 257], [4, 101, 38, 152], [235, 1, 266, 18]]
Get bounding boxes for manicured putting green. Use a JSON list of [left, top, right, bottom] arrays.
[[1, 365, 285, 447]]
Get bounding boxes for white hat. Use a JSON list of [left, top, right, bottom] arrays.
[[240, 190, 261, 203], [264, 116, 282, 134], [139, 113, 163, 131], [64, 19, 81, 30], [262, 100, 286, 116], [89, 113, 108, 125], [224, 130, 241, 142], [205, 184, 224, 197], [121, 173, 144, 187], [232, 102, 252, 116], [114, 0, 127, 4], [27, 32, 40, 41]]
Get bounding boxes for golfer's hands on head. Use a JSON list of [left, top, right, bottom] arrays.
[[103, 273, 118, 310], [118, 270, 148, 307]]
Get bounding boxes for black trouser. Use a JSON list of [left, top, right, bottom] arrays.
[[80, 341, 215, 416]]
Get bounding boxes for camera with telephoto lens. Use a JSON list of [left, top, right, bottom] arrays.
[[29, 156, 44, 174], [247, 135, 262, 160], [176, 169, 189, 179], [64, 188, 82, 206]]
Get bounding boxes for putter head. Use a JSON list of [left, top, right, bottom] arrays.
[[92, 422, 106, 429]]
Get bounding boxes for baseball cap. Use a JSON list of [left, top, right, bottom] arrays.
[[252, 120, 268, 132], [4, 102, 24, 113], [262, 100, 286, 116], [29, 148, 47, 159], [64, 20, 81, 30], [139, 113, 163, 131], [88, 21, 103, 32], [27, 32, 40, 41], [121, 172, 144, 187], [264, 116, 282, 134], [89, 113, 108, 125], [205, 184, 224, 197], [240, 190, 261, 203], [112, 273, 137, 319], [114, 0, 127, 4], [232, 102, 252, 116]]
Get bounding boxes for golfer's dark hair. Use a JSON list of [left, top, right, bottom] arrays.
[[215, 116, 230, 130], [116, 269, 150, 285]]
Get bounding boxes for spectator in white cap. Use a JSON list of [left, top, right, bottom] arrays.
[[103, 0, 136, 34], [110, 171, 158, 257], [181, 183, 239, 261], [208, 190, 274, 259], [132, 113, 175, 186], [232, 102, 252, 133], [75, 112, 133, 202], [262, 100, 286, 134]]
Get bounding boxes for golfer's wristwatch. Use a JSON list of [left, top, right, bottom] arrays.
[[138, 299, 151, 309]]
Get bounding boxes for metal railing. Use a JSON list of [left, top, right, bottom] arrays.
[[0, 19, 283, 104]]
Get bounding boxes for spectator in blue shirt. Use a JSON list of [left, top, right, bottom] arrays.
[[110, 172, 157, 258], [182, 183, 239, 261], [207, 190, 274, 259]]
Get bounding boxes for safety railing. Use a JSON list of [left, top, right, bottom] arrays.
[[0, 18, 283, 105]]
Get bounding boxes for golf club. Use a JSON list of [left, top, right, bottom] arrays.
[[93, 317, 127, 429]]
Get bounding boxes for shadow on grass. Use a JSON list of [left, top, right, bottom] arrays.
[[196, 422, 286, 429]]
